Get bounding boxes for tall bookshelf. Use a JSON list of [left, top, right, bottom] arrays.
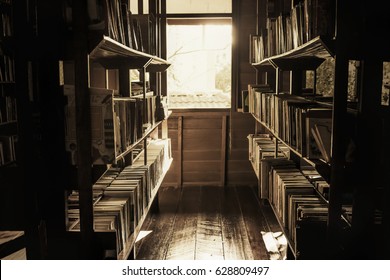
[[60, 0, 172, 260], [0, 0, 23, 259], [0, 0, 16, 169], [247, 0, 389, 259]]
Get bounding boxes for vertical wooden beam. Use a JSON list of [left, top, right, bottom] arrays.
[[231, 0, 240, 111], [162, 118, 168, 139], [220, 115, 228, 187], [328, 55, 348, 250], [73, 0, 94, 259], [118, 66, 130, 97], [12, 0, 43, 259], [256, 0, 267, 84], [352, 58, 382, 258], [177, 116, 183, 187], [138, 0, 144, 14], [290, 70, 303, 95], [160, 0, 167, 96], [142, 66, 148, 166]]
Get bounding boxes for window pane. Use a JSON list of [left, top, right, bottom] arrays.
[[167, 23, 232, 109], [167, 0, 232, 14], [130, 0, 148, 14]]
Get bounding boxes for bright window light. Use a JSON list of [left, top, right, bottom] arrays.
[[167, 22, 232, 109]]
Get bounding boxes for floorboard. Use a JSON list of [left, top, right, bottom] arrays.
[[136, 185, 283, 260]]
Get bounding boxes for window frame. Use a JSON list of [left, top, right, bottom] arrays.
[[166, 13, 233, 110]]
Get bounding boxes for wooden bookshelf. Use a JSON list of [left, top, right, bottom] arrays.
[[247, 0, 390, 259], [65, 0, 172, 259]]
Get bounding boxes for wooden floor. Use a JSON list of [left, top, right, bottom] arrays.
[[136, 185, 286, 260]]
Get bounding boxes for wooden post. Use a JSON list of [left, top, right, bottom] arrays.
[[220, 115, 228, 186], [328, 55, 348, 252], [178, 116, 183, 187], [73, 0, 94, 259]]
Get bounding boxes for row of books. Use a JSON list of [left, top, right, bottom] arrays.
[[0, 95, 17, 124], [0, 134, 17, 166], [113, 92, 157, 155], [248, 134, 330, 249], [250, 0, 334, 63], [247, 133, 289, 181], [67, 138, 171, 255], [64, 86, 159, 165], [248, 133, 330, 199], [1, 9, 12, 37], [248, 84, 332, 162], [0, 48, 14, 83], [86, 0, 155, 54]]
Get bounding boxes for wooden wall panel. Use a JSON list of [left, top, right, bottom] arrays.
[[230, 149, 250, 161], [183, 150, 221, 161], [163, 109, 258, 188], [183, 161, 221, 173], [183, 172, 221, 185], [227, 172, 258, 186], [228, 160, 253, 171], [183, 118, 222, 129], [228, 111, 257, 187], [163, 160, 178, 186], [183, 129, 222, 150]]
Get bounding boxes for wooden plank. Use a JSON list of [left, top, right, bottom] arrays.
[[183, 150, 221, 161], [177, 116, 183, 187], [167, 118, 178, 129], [230, 149, 251, 161], [183, 118, 222, 129], [162, 161, 177, 184], [220, 186, 253, 260], [230, 112, 256, 126], [169, 137, 178, 152], [227, 172, 258, 186], [183, 161, 221, 173], [228, 160, 254, 171], [183, 172, 221, 184], [73, 0, 94, 259], [183, 182, 221, 187], [183, 129, 222, 150], [230, 136, 251, 149], [165, 186, 201, 260], [195, 187, 224, 260], [136, 186, 182, 260], [89, 63, 106, 88], [171, 110, 229, 118], [235, 186, 271, 260], [220, 116, 227, 186]]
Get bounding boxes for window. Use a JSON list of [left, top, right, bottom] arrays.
[[166, 0, 232, 109], [167, 0, 232, 14]]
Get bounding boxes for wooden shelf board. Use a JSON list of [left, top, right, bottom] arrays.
[[252, 36, 334, 71], [90, 36, 170, 72]]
